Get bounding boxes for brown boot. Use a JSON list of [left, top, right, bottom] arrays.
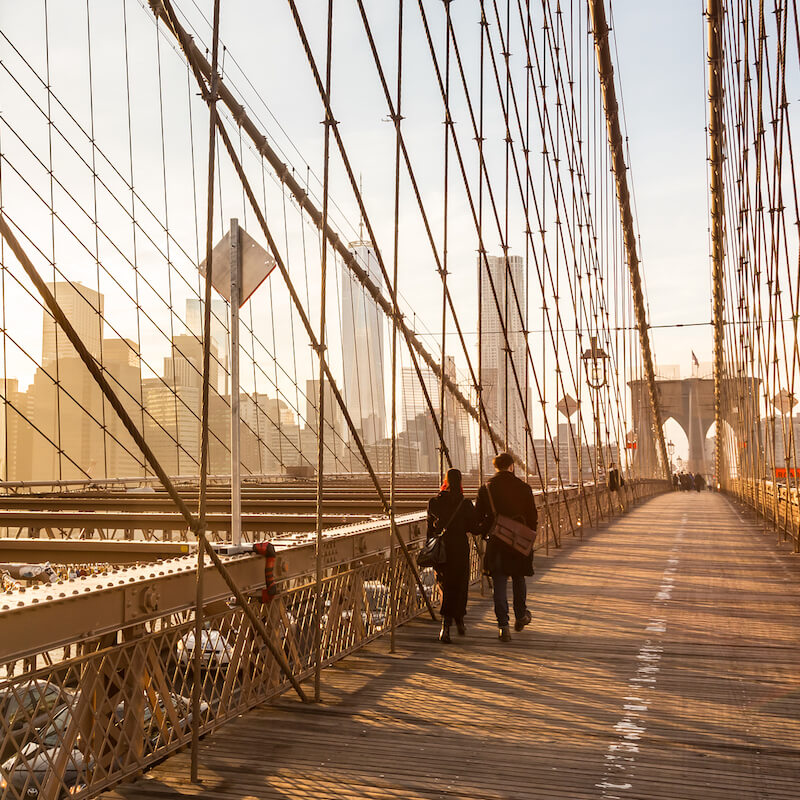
[[439, 618, 452, 643]]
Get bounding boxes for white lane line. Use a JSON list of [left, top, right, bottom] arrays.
[[596, 514, 686, 797]]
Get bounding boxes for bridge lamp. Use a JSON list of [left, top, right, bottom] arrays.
[[667, 440, 675, 473], [581, 336, 610, 474], [581, 335, 610, 389]]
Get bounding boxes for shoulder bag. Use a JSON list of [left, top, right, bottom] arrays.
[[486, 484, 537, 557], [417, 498, 465, 569]]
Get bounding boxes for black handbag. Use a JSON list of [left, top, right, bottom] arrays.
[[417, 499, 465, 569]]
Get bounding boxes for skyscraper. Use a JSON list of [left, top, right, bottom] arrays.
[[42, 282, 103, 365], [400, 359, 474, 473], [185, 298, 229, 395], [479, 254, 528, 458], [340, 242, 386, 446]]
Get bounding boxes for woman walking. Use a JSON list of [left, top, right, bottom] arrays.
[[426, 468, 476, 643]]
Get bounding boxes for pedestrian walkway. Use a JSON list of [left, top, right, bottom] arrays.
[[105, 492, 800, 800]]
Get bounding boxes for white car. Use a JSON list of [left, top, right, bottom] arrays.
[[177, 628, 233, 668]]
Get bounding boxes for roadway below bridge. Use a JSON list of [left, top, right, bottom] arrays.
[[102, 492, 800, 800]]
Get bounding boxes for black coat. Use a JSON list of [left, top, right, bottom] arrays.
[[426, 491, 476, 620], [475, 470, 537, 577], [426, 490, 476, 567]]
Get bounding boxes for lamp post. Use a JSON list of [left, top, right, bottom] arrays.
[[581, 336, 609, 475], [667, 439, 675, 483]]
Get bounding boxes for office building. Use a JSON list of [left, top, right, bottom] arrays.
[[479, 254, 528, 459], [186, 298, 229, 394], [42, 282, 103, 366], [340, 241, 386, 446]]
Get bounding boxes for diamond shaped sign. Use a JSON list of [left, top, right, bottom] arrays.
[[773, 390, 797, 415], [556, 394, 578, 418], [200, 226, 276, 308]]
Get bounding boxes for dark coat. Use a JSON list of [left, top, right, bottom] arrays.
[[474, 470, 537, 577], [426, 490, 476, 620], [607, 468, 621, 491]]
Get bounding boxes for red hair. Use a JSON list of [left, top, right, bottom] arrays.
[[441, 468, 463, 495]]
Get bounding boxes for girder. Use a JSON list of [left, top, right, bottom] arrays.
[[0, 511, 427, 664]]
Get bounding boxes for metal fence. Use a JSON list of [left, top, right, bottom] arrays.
[[729, 478, 800, 552], [0, 478, 667, 800]]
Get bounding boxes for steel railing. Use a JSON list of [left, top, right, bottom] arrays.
[[0, 478, 667, 800]]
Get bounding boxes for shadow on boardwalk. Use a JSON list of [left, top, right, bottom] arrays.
[[105, 493, 800, 800]]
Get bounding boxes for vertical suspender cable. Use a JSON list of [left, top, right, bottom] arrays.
[[192, 0, 221, 782], [314, 0, 335, 703], [440, 0, 452, 482], [389, 0, 405, 653]]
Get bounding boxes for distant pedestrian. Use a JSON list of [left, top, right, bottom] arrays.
[[679, 472, 692, 492], [607, 461, 626, 512], [475, 453, 538, 642], [694, 473, 706, 492], [426, 468, 476, 644], [672, 473, 679, 491]]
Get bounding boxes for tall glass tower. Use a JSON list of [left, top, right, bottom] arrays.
[[479, 254, 528, 458], [340, 242, 386, 446]]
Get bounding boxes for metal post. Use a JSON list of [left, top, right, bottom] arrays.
[[230, 218, 242, 548]]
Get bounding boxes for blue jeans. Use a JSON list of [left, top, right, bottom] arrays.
[[492, 573, 527, 626]]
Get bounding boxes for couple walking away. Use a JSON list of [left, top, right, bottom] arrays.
[[425, 452, 538, 644]]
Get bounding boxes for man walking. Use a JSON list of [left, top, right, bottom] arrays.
[[475, 452, 538, 642]]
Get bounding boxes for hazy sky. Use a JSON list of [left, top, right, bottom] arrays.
[[607, 0, 712, 371], [0, 0, 714, 460]]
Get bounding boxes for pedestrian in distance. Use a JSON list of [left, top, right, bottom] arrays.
[[475, 452, 538, 643], [672, 473, 679, 491], [694, 472, 706, 492], [426, 467, 476, 644], [607, 461, 626, 512]]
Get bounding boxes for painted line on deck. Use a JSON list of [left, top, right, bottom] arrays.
[[596, 514, 686, 798]]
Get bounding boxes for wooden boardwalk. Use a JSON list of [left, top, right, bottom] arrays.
[[105, 492, 800, 800]]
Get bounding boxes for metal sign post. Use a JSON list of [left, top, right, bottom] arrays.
[[230, 219, 242, 549], [200, 221, 276, 554]]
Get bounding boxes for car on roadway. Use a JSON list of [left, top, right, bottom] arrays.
[[0, 681, 75, 760], [176, 626, 234, 669]]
